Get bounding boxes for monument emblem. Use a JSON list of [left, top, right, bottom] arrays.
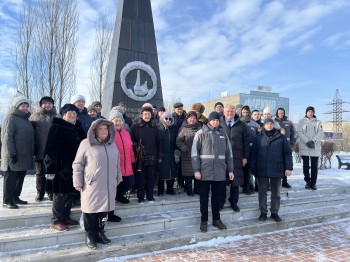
[[120, 61, 157, 101]]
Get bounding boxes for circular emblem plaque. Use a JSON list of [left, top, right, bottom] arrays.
[[120, 61, 158, 101]]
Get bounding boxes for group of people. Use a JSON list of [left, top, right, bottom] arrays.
[[0, 95, 324, 248]]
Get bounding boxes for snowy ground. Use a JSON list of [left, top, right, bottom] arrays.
[[0, 152, 349, 261]]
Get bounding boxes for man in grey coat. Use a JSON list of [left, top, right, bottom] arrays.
[[30, 96, 57, 201], [192, 111, 234, 232]]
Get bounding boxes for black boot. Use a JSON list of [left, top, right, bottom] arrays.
[[13, 197, 28, 205], [96, 231, 111, 245], [85, 233, 97, 249]]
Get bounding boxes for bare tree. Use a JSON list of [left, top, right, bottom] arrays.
[[89, 11, 113, 102], [164, 92, 182, 112], [13, 1, 35, 100], [13, 0, 78, 108]]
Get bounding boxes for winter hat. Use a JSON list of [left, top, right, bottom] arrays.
[[91, 101, 102, 107], [186, 110, 198, 120], [140, 106, 153, 115], [142, 102, 153, 108], [13, 96, 30, 108], [160, 111, 174, 124], [111, 105, 125, 115], [39, 96, 54, 106], [242, 105, 250, 112], [263, 107, 271, 115], [214, 102, 224, 108], [108, 109, 124, 121], [305, 106, 315, 114], [87, 105, 97, 112], [173, 102, 183, 108], [263, 118, 274, 126], [158, 106, 166, 112], [207, 111, 221, 122], [60, 104, 79, 116], [117, 102, 126, 107], [70, 94, 85, 104], [192, 103, 205, 114]]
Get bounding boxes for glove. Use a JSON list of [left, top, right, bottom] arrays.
[[306, 141, 315, 149], [10, 153, 17, 164]]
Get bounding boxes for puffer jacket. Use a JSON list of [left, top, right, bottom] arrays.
[[77, 107, 93, 134], [73, 119, 122, 213], [250, 128, 293, 178], [1, 107, 34, 171], [30, 106, 57, 160], [297, 116, 323, 157], [191, 124, 233, 181], [115, 128, 135, 177], [176, 122, 201, 177]]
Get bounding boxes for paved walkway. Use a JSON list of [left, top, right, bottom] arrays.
[[123, 219, 350, 262]]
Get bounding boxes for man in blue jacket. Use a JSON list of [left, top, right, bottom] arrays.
[[250, 118, 293, 222]]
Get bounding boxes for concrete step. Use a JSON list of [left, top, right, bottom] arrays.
[[1, 205, 350, 262], [1, 185, 347, 230], [1, 192, 350, 254]]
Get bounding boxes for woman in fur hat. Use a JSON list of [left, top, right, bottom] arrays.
[[191, 103, 207, 126]]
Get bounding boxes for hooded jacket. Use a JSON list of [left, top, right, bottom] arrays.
[[250, 128, 293, 178], [73, 119, 123, 213], [1, 107, 34, 171]]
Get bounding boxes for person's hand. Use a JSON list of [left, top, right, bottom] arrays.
[[10, 153, 17, 164], [285, 170, 292, 177], [229, 172, 234, 180], [242, 158, 247, 167], [306, 141, 315, 149], [75, 186, 83, 192], [194, 171, 201, 180], [158, 159, 162, 164]]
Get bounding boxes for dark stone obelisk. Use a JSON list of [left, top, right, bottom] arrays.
[[102, 0, 164, 119]]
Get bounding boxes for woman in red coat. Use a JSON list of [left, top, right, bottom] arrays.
[[109, 110, 135, 204]]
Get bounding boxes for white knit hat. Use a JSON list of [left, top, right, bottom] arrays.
[[142, 102, 153, 108], [263, 107, 271, 115], [108, 110, 124, 121], [70, 94, 86, 104], [13, 96, 30, 108]]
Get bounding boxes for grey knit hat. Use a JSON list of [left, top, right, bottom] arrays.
[[70, 94, 85, 104], [108, 110, 124, 121], [13, 96, 30, 108]]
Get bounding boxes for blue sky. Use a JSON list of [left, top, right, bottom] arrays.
[[1, 0, 350, 123]]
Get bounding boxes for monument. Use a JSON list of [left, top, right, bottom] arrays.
[[102, 0, 164, 119]]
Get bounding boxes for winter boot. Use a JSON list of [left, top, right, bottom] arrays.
[[85, 232, 97, 249], [96, 231, 111, 245]]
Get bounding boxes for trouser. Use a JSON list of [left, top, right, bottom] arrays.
[[243, 164, 254, 190], [200, 180, 226, 222], [229, 184, 239, 206], [257, 177, 281, 214], [176, 163, 184, 188], [302, 156, 319, 185], [35, 160, 47, 196], [136, 166, 155, 201], [184, 177, 194, 195], [158, 179, 175, 195], [116, 175, 135, 199], [3, 169, 26, 203], [83, 212, 108, 235], [52, 193, 74, 224]]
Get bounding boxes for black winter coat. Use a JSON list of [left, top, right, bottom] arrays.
[[176, 122, 201, 177], [77, 108, 93, 134], [220, 115, 250, 186], [44, 118, 86, 193], [157, 123, 177, 180], [130, 119, 161, 167], [172, 111, 186, 132], [250, 128, 293, 178]]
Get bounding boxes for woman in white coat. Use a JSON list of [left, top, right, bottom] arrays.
[[297, 106, 324, 190], [73, 119, 122, 249]]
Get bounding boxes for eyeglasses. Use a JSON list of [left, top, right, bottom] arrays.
[[165, 118, 172, 121]]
